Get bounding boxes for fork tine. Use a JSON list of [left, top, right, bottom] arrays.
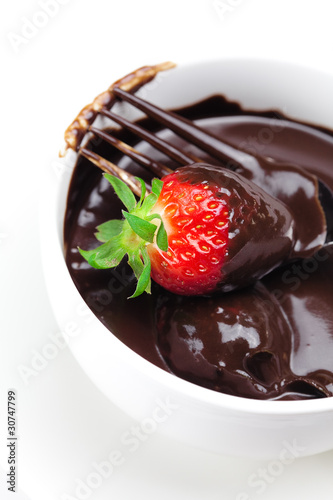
[[89, 127, 172, 178], [61, 61, 176, 156], [80, 148, 146, 196], [112, 87, 244, 169], [100, 108, 202, 166]]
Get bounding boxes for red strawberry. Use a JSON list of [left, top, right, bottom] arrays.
[[79, 163, 295, 297], [147, 168, 229, 295]]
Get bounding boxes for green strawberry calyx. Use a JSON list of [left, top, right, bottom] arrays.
[[78, 173, 168, 298]]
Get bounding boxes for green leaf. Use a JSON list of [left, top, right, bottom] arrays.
[[95, 219, 124, 242], [151, 178, 163, 197], [78, 234, 126, 269], [135, 177, 146, 208], [140, 192, 158, 214], [122, 211, 157, 243], [80, 173, 162, 299], [156, 221, 168, 252], [146, 213, 168, 252], [128, 249, 144, 280], [130, 248, 151, 298], [104, 173, 136, 212]]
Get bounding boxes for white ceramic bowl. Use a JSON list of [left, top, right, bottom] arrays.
[[41, 59, 333, 459]]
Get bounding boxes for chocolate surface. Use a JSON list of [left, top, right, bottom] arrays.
[[64, 95, 333, 400]]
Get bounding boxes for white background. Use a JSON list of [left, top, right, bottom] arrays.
[[1, 0, 333, 499]]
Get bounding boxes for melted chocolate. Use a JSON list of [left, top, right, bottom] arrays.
[[64, 95, 333, 400]]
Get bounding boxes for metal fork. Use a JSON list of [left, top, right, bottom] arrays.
[[78, 85, 333, 243], [78, 86, 252, 196]]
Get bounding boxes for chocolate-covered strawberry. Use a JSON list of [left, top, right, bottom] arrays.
[[79, 163, 301, 297]]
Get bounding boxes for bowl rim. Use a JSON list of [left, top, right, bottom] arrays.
[[51, 56, 333, 418]]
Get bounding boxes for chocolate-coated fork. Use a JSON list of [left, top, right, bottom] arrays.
[[79, 87, 333, 243], [80, 90, 211, 195], [79, 84, 248, 194]]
